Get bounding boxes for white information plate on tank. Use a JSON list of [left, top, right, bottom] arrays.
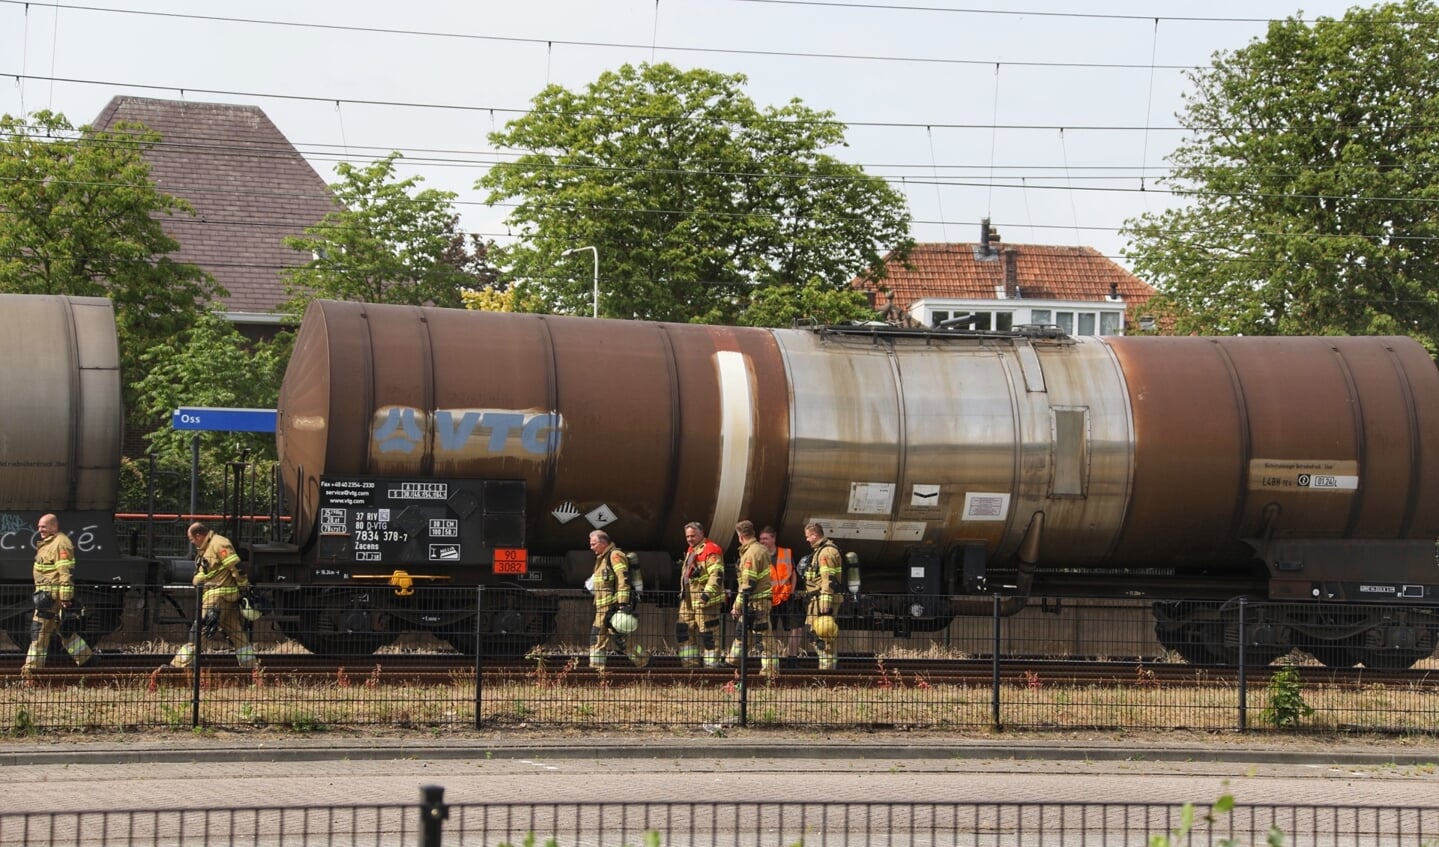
[[848, 482, 895, 514], [1248, 458, 1359, 491], [962, 492, 1010, 521], [910, 484, 940, 508], [809, 518, 926, 542]]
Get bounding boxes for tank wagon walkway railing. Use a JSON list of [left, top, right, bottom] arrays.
[[2, 588, 1437, 734], [4, 789, 1439, 847]]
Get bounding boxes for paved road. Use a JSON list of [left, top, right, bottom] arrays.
[[1, 734, 1435, 812]]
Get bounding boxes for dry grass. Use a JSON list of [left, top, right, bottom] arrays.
[[2, 654, 1435, 737]]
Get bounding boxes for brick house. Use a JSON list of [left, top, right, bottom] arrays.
[[90, 96, 337, 339], [859, 222, 1159, 336]]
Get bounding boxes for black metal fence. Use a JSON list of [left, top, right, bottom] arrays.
[[5, 790, 1439, 846], [3, 587, 1437, 734]]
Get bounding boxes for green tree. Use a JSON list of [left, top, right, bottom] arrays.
[[126, 313, 290, 513], [1122, 1, 1439, 350], [284, 152, 495, 313], [481, 62, 911, 325], [740, 277, 876, 327], [0, 110, 220, 379]]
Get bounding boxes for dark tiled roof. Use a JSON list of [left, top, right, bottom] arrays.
[[860, 241, 1157, 316], [90, 96, 337, 315]]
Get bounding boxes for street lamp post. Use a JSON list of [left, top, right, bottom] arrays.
[[561, 245, 599, 318]]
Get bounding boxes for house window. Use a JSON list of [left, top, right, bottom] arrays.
[[932, 310, 1011, 330], [1026, 309, 1122, 335]]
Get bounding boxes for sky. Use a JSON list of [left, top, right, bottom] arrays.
[[0, 0, 1369, 270]]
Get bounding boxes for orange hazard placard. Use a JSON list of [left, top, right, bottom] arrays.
[[492, 548, 528, 574]]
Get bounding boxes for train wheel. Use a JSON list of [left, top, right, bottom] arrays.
[[276, 587, 398, 657], [1152, 601, 1215, 664], [1355, 621, 1437, 670], [446, 592, 559, 658]]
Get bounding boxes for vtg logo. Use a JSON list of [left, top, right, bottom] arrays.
[[373, 407, 563, 456]]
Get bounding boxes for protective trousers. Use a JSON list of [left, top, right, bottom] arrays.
[[23, 610, 93, 675], [588, 606, 648, 669], [726, 598, 779, 677], [171, 596, 257, 669], [805, 596, 843, 670], [676, 585, 722, 668]]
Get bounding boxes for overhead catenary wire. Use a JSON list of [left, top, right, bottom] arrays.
[[2, 0, 1433, 282]]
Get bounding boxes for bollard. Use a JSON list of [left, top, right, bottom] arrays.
[[420, 784, 449, 847]]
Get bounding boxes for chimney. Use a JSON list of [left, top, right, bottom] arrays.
[[980, 219, 1001, 257], [1003, 248, 1019, 300]]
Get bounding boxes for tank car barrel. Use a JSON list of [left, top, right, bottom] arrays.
[[278, 301, 1439, 604]]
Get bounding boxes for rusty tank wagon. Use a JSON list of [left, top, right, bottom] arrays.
[[3, 294, 1436, 667]]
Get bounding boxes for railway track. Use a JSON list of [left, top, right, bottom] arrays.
[[5, 653, 1435, 690]]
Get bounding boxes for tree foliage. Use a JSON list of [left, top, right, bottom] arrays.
[[127, 313, 289, 512], [481, 62, 911, 325], [1122, 0, 1439, 350], [461, 286, 516, 312], [0, 110, 220, 379], [284, 152, 497, 313], [740, 277, 876, 327]]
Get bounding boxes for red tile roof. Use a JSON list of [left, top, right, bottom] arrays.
[[859, 241, 1156, 316], [90, 96, 337, 315]]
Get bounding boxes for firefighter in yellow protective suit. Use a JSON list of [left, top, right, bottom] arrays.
[[23, 513, 96, 677], [170, 522, 258, 669], [677, 521, 725, 668], [726, 520, 778, 678], [802, 521, 845, 670], [586, 530, 648, 670]]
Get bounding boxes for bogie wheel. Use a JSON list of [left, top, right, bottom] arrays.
[[446, 589, 559, 658], [276, 587, 398, 657], [1152, 601, 1217, 664]]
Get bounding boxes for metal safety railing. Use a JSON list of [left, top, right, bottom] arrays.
[[3, 588, 1437, 735], [4, 790, 1438, 847]]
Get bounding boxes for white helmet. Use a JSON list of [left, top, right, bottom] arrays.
[[240, 597, 263, 622], [609, 610, 639, 634]]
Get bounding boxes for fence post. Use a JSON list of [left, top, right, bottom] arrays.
[[474, 586, 484, 731], [190, 585, 203, 729], [1237, 597, 1248, 732], [419, 784, 449, 847], [738, 593, 750, 727], [991, 593, 1002, 731]]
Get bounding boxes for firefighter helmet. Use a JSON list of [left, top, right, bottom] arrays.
[[239, 597, 263, 622], [812, 614, 839, 640], [610, 609, 639, 634]]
